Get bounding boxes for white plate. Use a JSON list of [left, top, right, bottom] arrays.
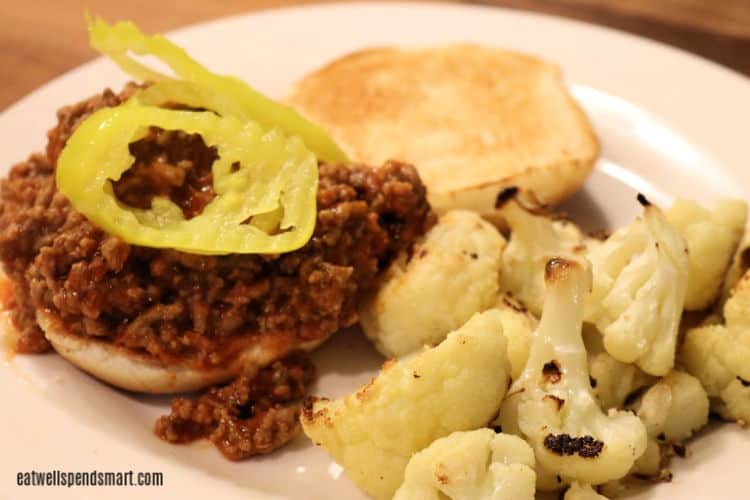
[[1, 3, 749, 500]]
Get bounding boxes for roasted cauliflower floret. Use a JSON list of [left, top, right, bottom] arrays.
[[681, 270, 750, 424], [495, 188, 590, 316], [359, 210, 505, 358], [392, 429, 536, 500], [583, 327, 655, 410], [585, 195, 688, 376], [564, 482, 609, 500], [494, 294, 537, 380], [721, 230, 750, 305], [497, 258, 647, 489], [629, 370, 709, 477], [719, 379, 750, 421], [666, 198, 747, 310], [634, 370, 709, 442], [301, 310, 510, 500]]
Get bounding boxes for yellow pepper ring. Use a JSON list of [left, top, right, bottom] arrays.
[[56, 106, 318, 255], [87, 16, 349, 164]]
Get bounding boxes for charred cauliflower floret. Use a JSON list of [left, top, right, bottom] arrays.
[[666, 198, 747, 310], [629, 370, 709, 477], [585, 195, 688, 376], [393, 429, 536, 500], [301, 310, 510, 500], [494, 294, 538, 380], [359, 210, 505, 358], [721, 230, 750, 305], [584, 327, 655, 410], [681, 269, 750, 424], [495, 188, 590, 316], [634, 370, 709, 443], [497, 258, 647, 490], [564, 482, 609, 500]]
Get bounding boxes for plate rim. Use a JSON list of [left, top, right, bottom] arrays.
[[3, 1, 749, 118], [1, 3, 749, 500]]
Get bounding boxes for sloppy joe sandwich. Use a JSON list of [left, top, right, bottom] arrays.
[[0, 18, 433, 458], [286, 45, 599, 213], [0, 21, 432, 394]]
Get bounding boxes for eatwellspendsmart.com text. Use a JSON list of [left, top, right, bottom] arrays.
[[17, 470, 164, 487]]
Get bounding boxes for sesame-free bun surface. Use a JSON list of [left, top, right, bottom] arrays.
[[287, 45, 599, 213], [38, 311, 326, 394]]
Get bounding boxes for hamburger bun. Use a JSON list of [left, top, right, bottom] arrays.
[[286, 45, 599, 213], [38, 310, 326, 394]]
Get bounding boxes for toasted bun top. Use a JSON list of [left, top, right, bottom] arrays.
[[38, 311, 326, 394], [286, 45, 599, 213]]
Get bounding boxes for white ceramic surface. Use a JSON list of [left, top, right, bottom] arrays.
[[1, 3, 749, 500]]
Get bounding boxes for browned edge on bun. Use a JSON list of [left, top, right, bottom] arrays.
[[286, 44, 600, 214]]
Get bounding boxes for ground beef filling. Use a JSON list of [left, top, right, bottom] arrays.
[[0, 154, 61, 353], [0, 86, 434, 368], [155, 352, 314, 460], [114, 127, 218, 219]]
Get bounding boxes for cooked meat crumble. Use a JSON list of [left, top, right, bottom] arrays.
[[155, 351, 315, 460], [0, 86, 434, 368], [0, 86, 434, 457]]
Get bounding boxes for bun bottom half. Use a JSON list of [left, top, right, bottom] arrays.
[[38, 310, 327, 394]]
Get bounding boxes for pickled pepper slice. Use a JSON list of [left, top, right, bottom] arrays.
[[56, 106, 317, 254], [87, 16, 349, 164]]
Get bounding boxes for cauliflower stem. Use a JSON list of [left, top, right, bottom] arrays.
[[496, 189, 590, 316], [498, 257, 647, 489]]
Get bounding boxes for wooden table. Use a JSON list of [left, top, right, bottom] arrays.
[[2, 0, 748, 110]]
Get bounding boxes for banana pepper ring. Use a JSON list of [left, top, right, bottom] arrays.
[[56, 106, 318, 254], [87, 16, 349, 164]]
